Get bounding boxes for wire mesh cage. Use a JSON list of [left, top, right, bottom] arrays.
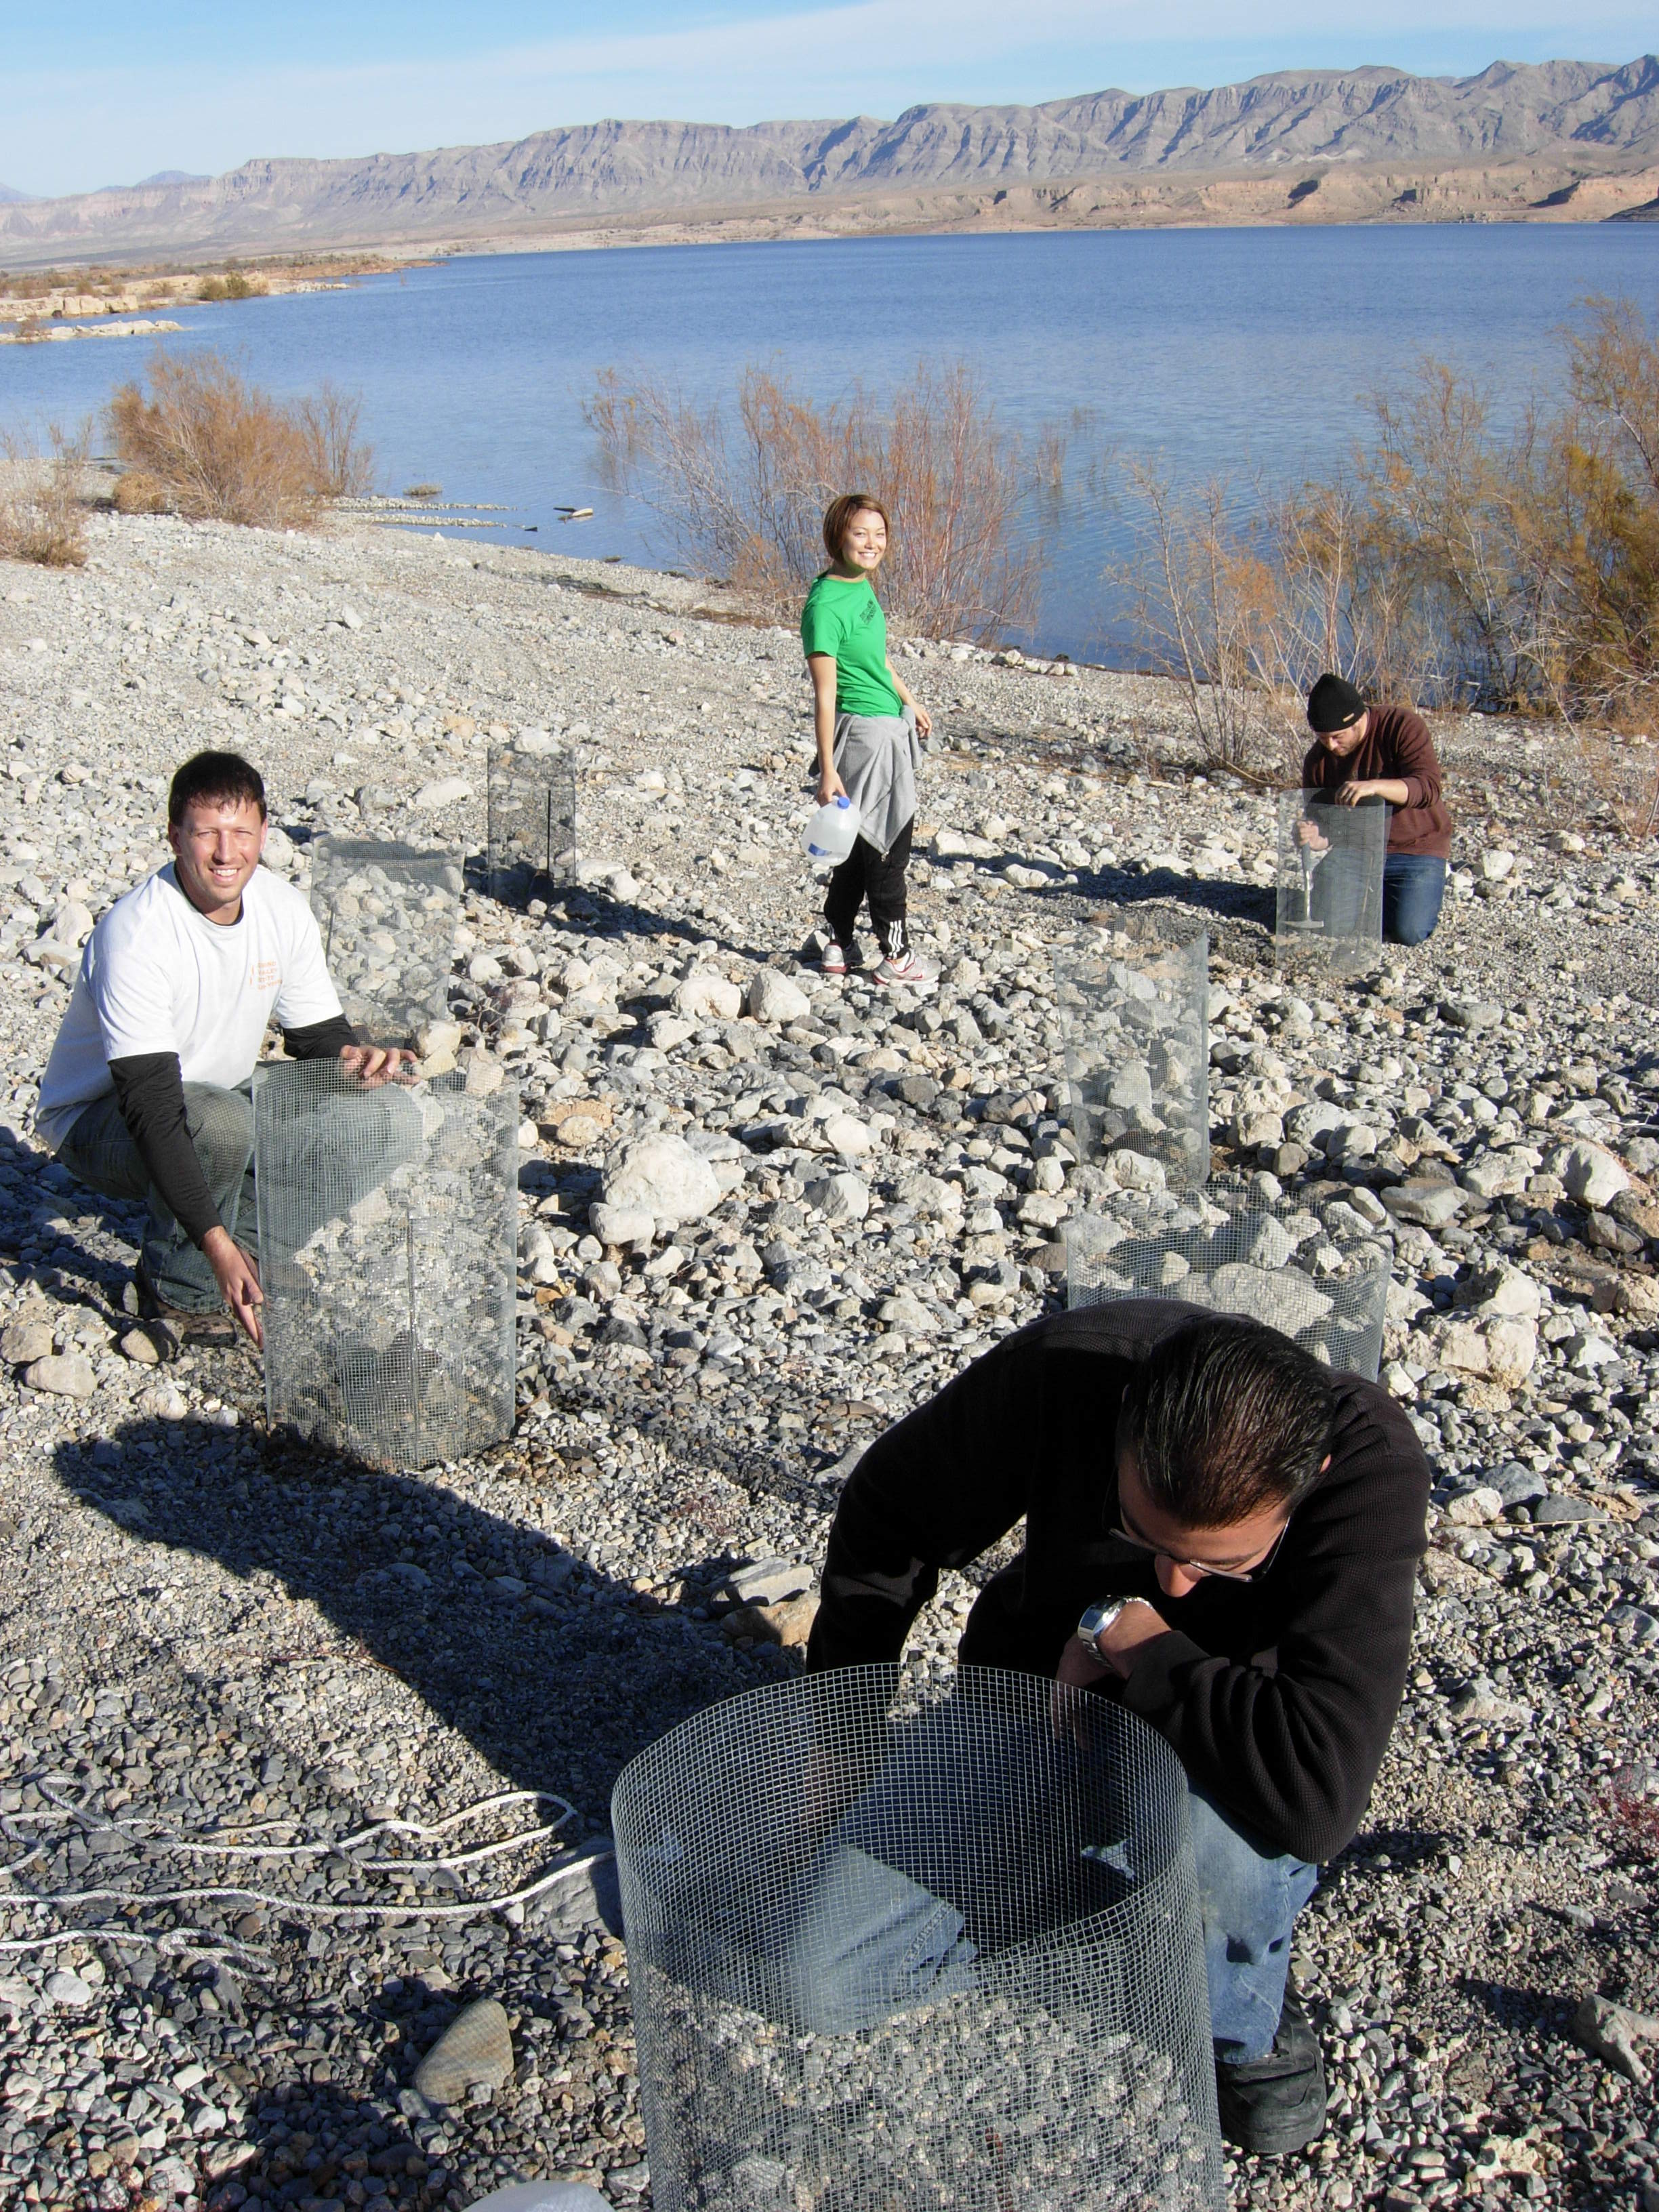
[[308, 839, 466, 1048], [488, 737, 579, 904], [1065, 1176, 1391, 1377], [1054, 909, 1210, 1193], [1275, 792, 1387, 977], [253, 1059, 518, 1470], [613, 1664, 1225, 2212]]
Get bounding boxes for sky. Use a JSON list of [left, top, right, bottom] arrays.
[[1, 0, 1654, 200]]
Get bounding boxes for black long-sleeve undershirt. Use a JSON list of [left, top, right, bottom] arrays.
[[108, 1014, 359, 1248]]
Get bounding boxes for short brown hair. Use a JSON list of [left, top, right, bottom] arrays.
[[822, 492, 890, 565], [1118, 1315, 1335, 1524], [168, 750, 266, 827]]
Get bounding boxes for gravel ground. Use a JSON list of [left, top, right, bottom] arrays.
[[0, 505, 1657, 2212]]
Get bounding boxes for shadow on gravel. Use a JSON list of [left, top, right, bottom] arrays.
[[52, 1412, 757, 1828]]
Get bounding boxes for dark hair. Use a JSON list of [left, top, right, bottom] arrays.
[[168, 750, 266, 827], [821, 491, 890, 565], [1306, 672, 1366, 734], [1118, 1315, 1336, 1525]]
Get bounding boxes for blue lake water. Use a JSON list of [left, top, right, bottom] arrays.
[[3, 225, 1655, 657]]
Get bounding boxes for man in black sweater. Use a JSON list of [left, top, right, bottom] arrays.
[[35, 751, 406, 1346], [808, 1299, 1431, 2154]]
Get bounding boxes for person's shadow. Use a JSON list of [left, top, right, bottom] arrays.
[[52, 1411, 764, 1834]]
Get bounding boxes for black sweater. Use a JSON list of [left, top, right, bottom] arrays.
[[806, 1299, 1431, 1863]]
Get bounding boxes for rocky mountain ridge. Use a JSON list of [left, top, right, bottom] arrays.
[[3, 53, 1657, 261]]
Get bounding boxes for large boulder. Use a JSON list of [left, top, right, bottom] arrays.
[[601, 1134, 722, 1228]]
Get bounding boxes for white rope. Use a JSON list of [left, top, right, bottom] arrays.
[[16, 1778, 576, 1872], [0, 1779, 599, 1934]]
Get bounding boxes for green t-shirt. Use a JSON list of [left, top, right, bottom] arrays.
[[800, 571, 903, 718]]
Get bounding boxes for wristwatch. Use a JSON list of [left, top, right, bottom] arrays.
[[1076, 1599, 1130, 1660]]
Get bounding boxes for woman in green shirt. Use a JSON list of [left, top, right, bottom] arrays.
[[800, 492, 935, 990]]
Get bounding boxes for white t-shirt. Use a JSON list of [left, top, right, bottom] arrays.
[[35, 864, 343, 1150]]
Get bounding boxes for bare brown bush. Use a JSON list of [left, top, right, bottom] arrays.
[[0, 424, 90, 567], [295, 383, 375, 498], [108, 351, 373, 528], [110, 469, 169, 514], [588, 360, 1041, 642]]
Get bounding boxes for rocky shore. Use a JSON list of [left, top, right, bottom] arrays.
[[0, 508, 1657, 2212]]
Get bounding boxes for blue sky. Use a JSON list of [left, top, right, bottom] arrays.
[[3, 0, 1654, 199]]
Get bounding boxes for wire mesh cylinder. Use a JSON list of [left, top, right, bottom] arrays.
[[253, 1060, 518, 1469], [613, 1665, 1225, 2212], [308, 838, 466, 1048], [1054, 909, 1210, 1193], [1065, 1179, 1391, 1377], [1275, 792, 1387, 976], [488, 739, 579, 904]]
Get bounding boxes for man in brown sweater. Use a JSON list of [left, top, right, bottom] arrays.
[[1302, 672, 1454, 944], [808, 1303, 1431, 2156]]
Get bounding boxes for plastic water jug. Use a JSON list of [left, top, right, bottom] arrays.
[[802, 796, 859, 863], [463, 2185, 609, 2212]]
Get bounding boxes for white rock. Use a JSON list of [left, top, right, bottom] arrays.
[[646, 1012, 696, 1051], [1486, 1318, 1539, 1386], [822, 1113, 874, 1157], [803, 1171, 870, 1223], [42, 899, 95, 949], [22, 1353, 96, 1399], [602, 1134, 722, 1227], [1479, 849, 1516, 882], [1562, 1142, 1629, 1209], [43, 1969, 94, 2008], [589, 1202, 655, 1247], [413, 777, 472, 811], [1477, 1266, 1543, 1320], [747, 970, 812, 1025], [673, 970, 743, 1022], [1445, 1486, 1502, 1526]]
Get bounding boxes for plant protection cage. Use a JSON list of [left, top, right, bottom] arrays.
[[308, 838, 466, 1048], [1054, 909, 1210, 1193], [1275, 792, 1387, 977], [1065, 1177, 1391, 1378], [612, 1665, 1225, 2212], [488, 736, 579, 903], [253, 1060, 518, 1470]]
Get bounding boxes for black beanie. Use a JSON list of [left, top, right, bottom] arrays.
[[1307, 673, 1366, 733]]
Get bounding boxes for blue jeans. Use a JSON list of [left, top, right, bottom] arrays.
[[1190, 1787, 1319, 2062], [1382, 854, 1446, 945]]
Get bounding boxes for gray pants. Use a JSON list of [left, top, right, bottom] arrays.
[[58, 1081, 256, 1315]]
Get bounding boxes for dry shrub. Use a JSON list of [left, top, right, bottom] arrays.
[[588, 360, 1041, 642], [108, 350, 373, 529], [111, 469, 169, 514], [0, 424, 91, 567], [295, 384, 375, 499], [197, 270, 266, 303]]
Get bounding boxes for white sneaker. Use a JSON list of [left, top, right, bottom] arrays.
[[873, 949, 937, 991], [820, 941, 849, 977]]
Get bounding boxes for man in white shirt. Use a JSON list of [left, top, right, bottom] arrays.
[[37, 751, 406, 1346]]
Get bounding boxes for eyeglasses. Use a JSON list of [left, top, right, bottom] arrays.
[[1107, 1515, 1292, 1584]]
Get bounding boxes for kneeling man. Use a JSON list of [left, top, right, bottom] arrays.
[[35, 750, 403, 1345], [808, 1301, 1430, 2154]]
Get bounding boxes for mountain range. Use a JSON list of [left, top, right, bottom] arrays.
[[3, 54, 1658, 263]]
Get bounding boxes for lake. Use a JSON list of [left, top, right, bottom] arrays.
[[3, 224, 1655, 659]]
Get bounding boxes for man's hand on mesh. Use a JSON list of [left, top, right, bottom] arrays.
[[201, 1226, 264, 1347], [340, 1044, 412, 1087]]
